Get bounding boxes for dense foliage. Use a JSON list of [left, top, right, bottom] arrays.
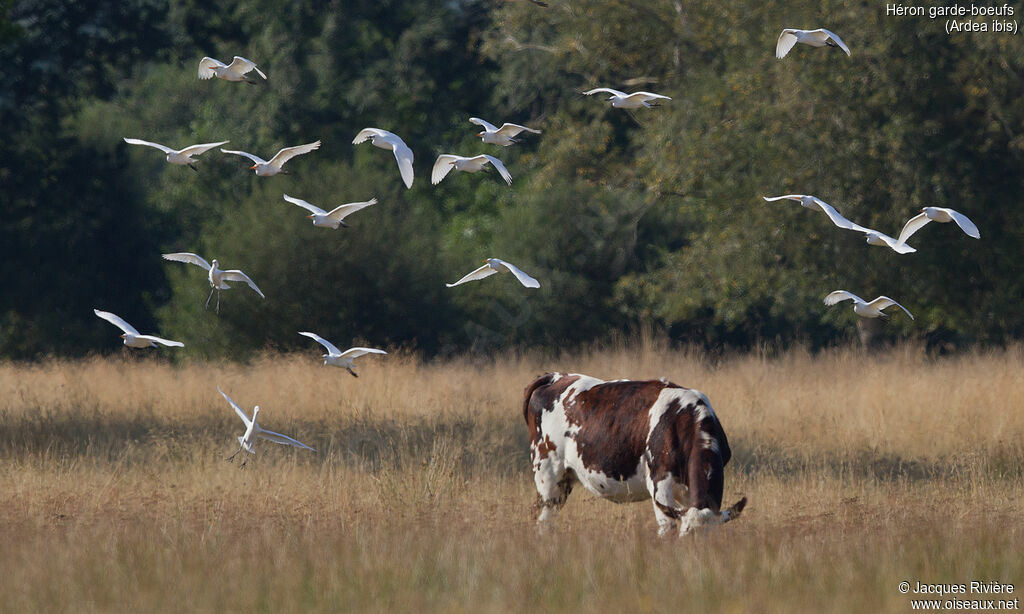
[[3, 0, 1022, 359]]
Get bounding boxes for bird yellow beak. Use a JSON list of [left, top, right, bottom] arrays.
[[306, 214, 313, 218], [249, 164, 256, 170], [477, 131, 484, 137]]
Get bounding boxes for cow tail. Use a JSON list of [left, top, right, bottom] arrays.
[[522, 373, 556, 423]]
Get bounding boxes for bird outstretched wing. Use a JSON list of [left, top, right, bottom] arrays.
[[481, 155, 513, 185], [227, 56, 267, 80], [93, 309, 141, 336], [298, 331, 343, 356], [267, 141, 321, 168], [162, 252, 212, 271], [198, 56, 226, 79], [218, 386, 253, 428], [492, 259, 540, 288], [123, 138, 174, 154], [446, 263, 498, 287], [220, 270, 264, 298], [220, 149, 267, 165], [823, 290, 862, 306], [283, 194, 327, 216], [432, 154, 462, 185]]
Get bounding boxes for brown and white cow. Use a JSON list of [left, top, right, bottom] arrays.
[[523, 372, 746, 536]]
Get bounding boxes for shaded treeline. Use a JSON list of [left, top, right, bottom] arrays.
[[3, 0, 1022, 360]]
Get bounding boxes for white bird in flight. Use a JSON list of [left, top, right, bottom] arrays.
[[352, 128, 415, 189], [122, 138, 228, 171], [298, 332, 387, 377], [432, 154, 512, 186], [824, 291, 914, 320], [198, 56, 267, 83], [93, 309, 184, 349], [162, 252, 265, 313], [446, 258, 540, 289], [775, 28, 851, 59], [763, 194, 915, 254], [582, 88, 672, 109], [218, 387, 316, 466], [896, 207, 980, 244], [763, 194, 866, 231], [283, 194, 378, 229], [221, 141, 321, 176], [469, 117, 542, 147], [857, 228, 916, 254]]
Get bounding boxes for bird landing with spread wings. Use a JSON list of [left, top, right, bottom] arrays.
[[298, 332, 387, 377], [161, 252, 264, 313], [352, 128, 415, 189], [93, 309, 184, 349], [446, 258, 540, 289], [431, 154, 512, 186], [469, 117, 541, 146], [221, 141, 321, 176], [122, 138, 228, 171], [197, 56, 267, 83], [218, 387, 316, 466]]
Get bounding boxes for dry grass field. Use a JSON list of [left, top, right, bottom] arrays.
[[1, 342, 1022, 613]]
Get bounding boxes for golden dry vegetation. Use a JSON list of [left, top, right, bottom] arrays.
[[1, 343, 1022, 613]]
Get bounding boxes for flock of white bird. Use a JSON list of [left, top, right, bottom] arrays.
[[92, 24, 980, 461]]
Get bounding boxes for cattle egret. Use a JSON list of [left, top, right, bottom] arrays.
[[431, 154, 512, 186], [857, 228, 917, 254], [763, 194, 916, 254], [352, 128, 415, 189], [218, 387, 315, 466], [122, 138, 228, 171], [763, 194, 866, 231], [582, 88, 672, 109], [298, 332, 387, 377], [162, 252, 264, 313], [824, 291, 914, 320], [469, 117, 541, 146], [198, 56, 267, 83], [283, 194, 377, 229], [220, 141, 321, 176], [446, 258, 540, 288], [93, 309, 184, 348], [775, 29, 851, 59], [897, 207, 980, 244]]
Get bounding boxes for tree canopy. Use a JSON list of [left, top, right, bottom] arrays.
[[3, 0, 1022, 360]]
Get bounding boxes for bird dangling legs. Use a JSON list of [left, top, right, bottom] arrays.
[[204, 287, 222, 314]]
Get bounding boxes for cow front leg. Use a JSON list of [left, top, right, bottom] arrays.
[[649, 475, 683, 536]]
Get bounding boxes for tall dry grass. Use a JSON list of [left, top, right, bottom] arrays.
[[1, 343, 1022, 612]]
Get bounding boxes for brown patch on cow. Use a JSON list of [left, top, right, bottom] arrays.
[[567, 380, 672, 481], [646, 397, 696, 484], [535, 435, 557, 460]]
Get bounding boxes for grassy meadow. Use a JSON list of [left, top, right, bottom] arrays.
[[1, 343, 1022, 613]]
